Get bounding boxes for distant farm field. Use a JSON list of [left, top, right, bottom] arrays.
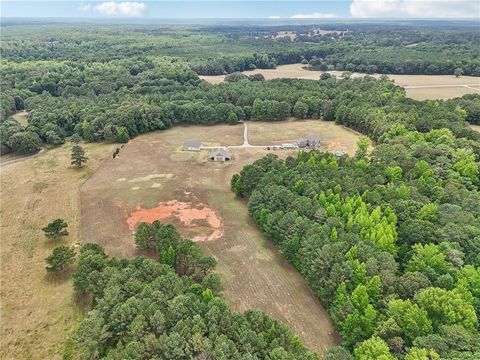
[[0, 142, 116, 359], [471, 124, 480, 132], [80, 121, 358, 354], [199, 63, 480, 100]]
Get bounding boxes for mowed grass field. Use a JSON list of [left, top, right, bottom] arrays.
[[248, 118, 362, 155], [0, 142, 116, 359], [199, 63, 480, 100], [80, 121, 359, 354]]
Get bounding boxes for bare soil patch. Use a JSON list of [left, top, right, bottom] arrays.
[[80, 122, 352, 354], [125, 199, 223, 242]]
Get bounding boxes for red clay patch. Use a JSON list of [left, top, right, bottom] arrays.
[[126, 200, 223, 241]]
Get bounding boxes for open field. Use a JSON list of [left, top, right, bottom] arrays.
[[80, 121, 359, 354], [199, 63, 480, 100], [471, 124, 480, 132], [402, 86, 478, 100], [0, 142, 116, 359], [248, 119, 361, 155], [199, 63, 322, 83], [11, 111, 29, 126]]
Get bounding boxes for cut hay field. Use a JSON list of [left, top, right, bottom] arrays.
[[199, 63, 480, 100], [248, 118, 361, 155], [80, 121, 358, 354], [0, 142, 116, 359]]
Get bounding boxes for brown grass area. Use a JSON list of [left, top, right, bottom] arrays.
[[80, 122, 354, 354], [403, 86, 479, 101], [248, 118, 361, 156], [0, 142, 116, 359], [471, 124, 480, 132], [199, 63, 480, 100]]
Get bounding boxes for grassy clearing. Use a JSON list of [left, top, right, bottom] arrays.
[[199, 63, 480, 100], [471, 124, 480, 132], [0, 141, 116, 359], [403, 86, 479, 100], [11, 111, 29, 126], [248, 118, 361, 156], [80, 121, 357, 354]]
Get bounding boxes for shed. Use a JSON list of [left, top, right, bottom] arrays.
[[209, 148, 232, 162], [183, 140, 202, 151]]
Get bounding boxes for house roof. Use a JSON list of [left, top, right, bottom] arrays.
[[209, 147, 231, 158], [183, 140, 202, 148]]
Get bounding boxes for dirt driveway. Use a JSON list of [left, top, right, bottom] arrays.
[[80, 122, 355, 354]]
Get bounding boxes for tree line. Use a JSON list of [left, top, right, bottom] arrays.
[[231, 117, 480, 357], [2, 56, 478, 155], [2, 23, 479, 76], [66, 223, 317, 359]]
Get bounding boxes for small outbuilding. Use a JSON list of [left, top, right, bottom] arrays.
[[209, 148, 232, 162], [183, 140, 202, 151]]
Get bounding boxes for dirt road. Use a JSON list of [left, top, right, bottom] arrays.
[[80, 124, 344, 354]]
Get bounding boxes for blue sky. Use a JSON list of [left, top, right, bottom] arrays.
[[1, 0, 479, 19]]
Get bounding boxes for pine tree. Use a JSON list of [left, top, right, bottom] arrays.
[[71, 144, 88, 168]]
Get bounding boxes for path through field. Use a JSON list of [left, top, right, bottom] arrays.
[[80, 123, 353, 354]]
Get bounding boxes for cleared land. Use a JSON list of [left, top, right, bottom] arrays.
[[199, 63, 480, 100], [11, 111, 29, 126], [0, 142, 116, 359], [471, 124, 480, 132], [80, 121, 359, 354], [274, 31, 296, 40], [248, 119, 361, 155]]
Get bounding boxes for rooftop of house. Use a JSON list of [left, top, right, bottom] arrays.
[[209, 147, 231, 158], [183, 140, 202, 148]]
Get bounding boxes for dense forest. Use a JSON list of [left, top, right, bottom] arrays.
[[232, 98, 480, 357], [2, 22, 479, 155], [2, 22, 479, 76], [69, 223, 317, 359], [1, 52, 479, 155], [2, 22, 480, 359]]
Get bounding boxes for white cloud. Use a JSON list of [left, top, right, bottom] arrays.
[[77, 1, 91, 11], [93, 1, 146, 17], [350, 0, 479, 18], [268, 16, 281, 19], [291, 12, 338, 19]]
